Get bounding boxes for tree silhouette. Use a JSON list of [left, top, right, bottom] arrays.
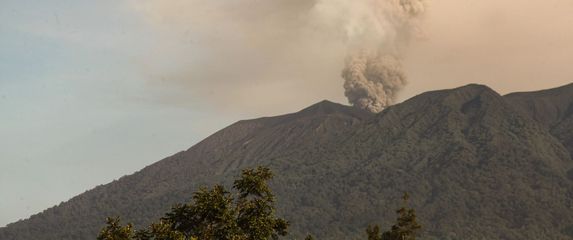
[[366, 225, 382, 240], [367, 192, 421, 240], [304, 234, 315, 240], [97, 217, 135, 240], [97, 166, 288, 240]]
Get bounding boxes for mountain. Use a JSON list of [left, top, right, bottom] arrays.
[[505, 83, 573, 159], [505, 83, 573, 183], [2, 84, 573, 240]]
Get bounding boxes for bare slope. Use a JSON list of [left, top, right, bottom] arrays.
[[2, 84, 573, 239]]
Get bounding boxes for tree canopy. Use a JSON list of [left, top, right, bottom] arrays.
[[98, 166, 288, 240], [367, 193, 422, 240], [98, 167, 421, 240]]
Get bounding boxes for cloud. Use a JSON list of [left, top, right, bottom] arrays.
[[128, 0, 573, 116], [129, 0, 351, 115], [402, 0, 573, 96]]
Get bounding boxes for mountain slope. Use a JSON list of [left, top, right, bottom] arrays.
[[0, 100, 373, 240], [505, 83, 573, 181], [343, 84, 573, 239], [2, 85, 573, 240], [504, 83, 573, 128], [505, 83, 573, 155]]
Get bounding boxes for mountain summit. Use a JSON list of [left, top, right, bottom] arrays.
[[2, 84, 573, 239]]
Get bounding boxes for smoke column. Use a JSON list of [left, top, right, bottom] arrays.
[[342, 52, 406, 113], [132, 0, 430, 113], [313, 0, 427, 112]]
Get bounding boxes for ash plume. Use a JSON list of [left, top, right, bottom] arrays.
[[313, 0, 427, 112], [342, 52, 406, 113], [132, 0, 429, 113]]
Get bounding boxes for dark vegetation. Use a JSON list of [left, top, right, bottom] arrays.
[[96, 167, 421, 240], [97, 166, 288, 240], [366, 193, 421, 240], [2, 83, 573, 239]]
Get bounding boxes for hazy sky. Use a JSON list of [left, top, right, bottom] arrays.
[[1, 0, 572, 227]]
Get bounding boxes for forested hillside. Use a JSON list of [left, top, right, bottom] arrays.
[[2, 84, 573, 239]]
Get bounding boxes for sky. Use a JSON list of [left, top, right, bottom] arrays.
[[1, 0, 573, 227]]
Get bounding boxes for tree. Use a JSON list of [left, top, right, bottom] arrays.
[[366, 225, 382, 240], [134, 220, 186, 240], [97, 217, 135, 240], [367, 193, 421, 240], [97, 166, 288, 240], [164, 185, 237, 239], [304, 234, 315, 240], [233, 167, 288, 240]]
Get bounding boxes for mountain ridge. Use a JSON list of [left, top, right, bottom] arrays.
[[505, 83, 573, 164], [2, 83, 573, 240]]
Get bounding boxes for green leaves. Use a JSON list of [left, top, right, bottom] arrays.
[[366, 193, 421, 240], [98, 166, 288, 240], [366, 225, 382, 240], [165, 185, 237, 239], [97, 217, 135, 240], [234, 166, 274, 200], [233, 166, 288, 240]]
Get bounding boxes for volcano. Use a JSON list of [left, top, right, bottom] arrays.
[[2, 84, 573, 239]]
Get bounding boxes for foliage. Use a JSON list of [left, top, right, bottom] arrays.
[[366, 225, 382, 240], [97, 168, 424, 240], [97, 217, 135, 240], [134, 220, 186, 240], [164, 185, 237, 239], [97, 166, 288, 240], [367, 193, 421, 240], [304, 235, 315, 240], [233, 167, 288, 240]]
